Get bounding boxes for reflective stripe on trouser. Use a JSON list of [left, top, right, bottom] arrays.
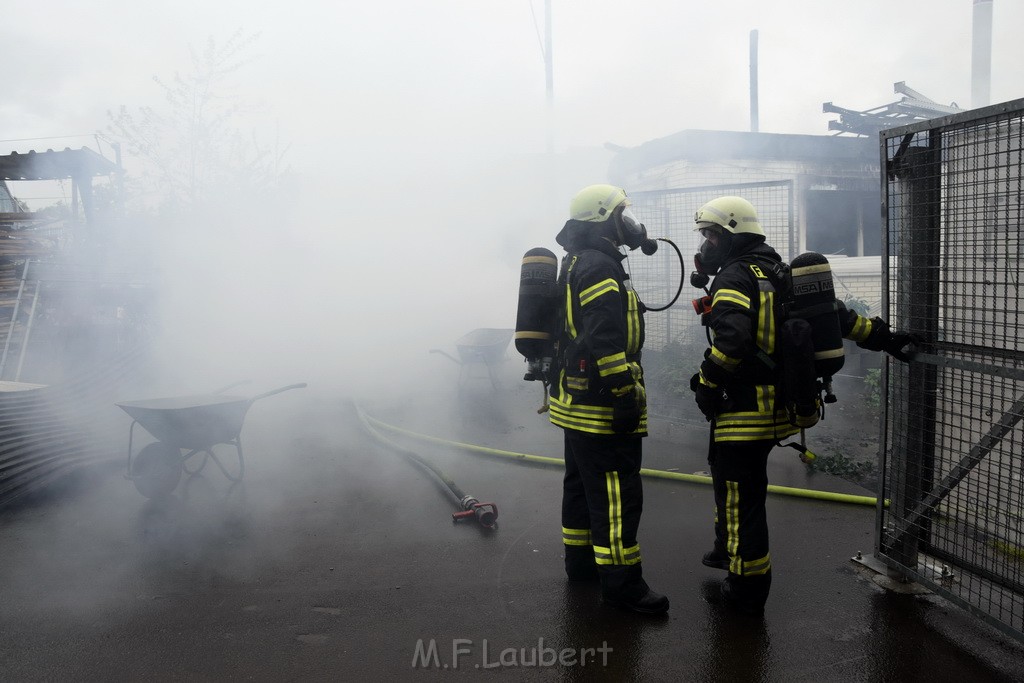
[[561, 429, 644, 566], [708, 435, 772, 578]]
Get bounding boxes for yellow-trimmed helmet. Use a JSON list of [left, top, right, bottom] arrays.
[[694, 196, 764, 236], [569, 184, 630, 222]]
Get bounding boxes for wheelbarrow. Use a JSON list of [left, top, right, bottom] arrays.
[[117, 381, 307, 499], [430, 328, 513, 389]]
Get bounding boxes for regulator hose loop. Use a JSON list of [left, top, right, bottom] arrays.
[[642, 237, 686, 312]]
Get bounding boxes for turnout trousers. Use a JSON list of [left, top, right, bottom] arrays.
[[560, 429, 645, 590], [708, 434, 773, 609]]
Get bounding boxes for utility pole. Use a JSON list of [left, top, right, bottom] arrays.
[[749, 29, 760, 133], [544, 0, 554, 154]]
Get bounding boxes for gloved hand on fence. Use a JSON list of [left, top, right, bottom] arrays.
[[611, 393, 642, 434], [860, 317, 919, 362], [691, 373, 725, 422], [884, 330, 919, 362]]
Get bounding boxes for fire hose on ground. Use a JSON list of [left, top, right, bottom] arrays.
[[359, 412, 886, 508], [354, 404, 498, 529]]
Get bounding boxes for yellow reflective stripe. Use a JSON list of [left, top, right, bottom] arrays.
[[606, 472, 623, 564], [523, 254, 558, 266], [757, 291, 775, 355], [565, 282, 577, 338], [566, 377, 588, 391], [848, 315, 872, 342], [716, 427, 799, 442], [714, 408, 801, 441], [610, 385, 633, 398], [549, 398, 647, 434], [515, 330, 551, 341], [550, 397, 612, 417], [713, 289, 751, 309], [756, 385, 771, 413], [593, 545, 613, 565], [792, 263, 830, 276], [742, 553, 772, 576], [579, 278, 619, 306], [698, 370, 718, 388], [597, 352, 627, 376], [621, 544, 641, 566], [710, 346, 741, 369], [796, 412, 820, 428], [562, 527, 592, 546], [626, 290, 641, 353], [726, 481, 740, 573], [815, 348, 844, 360]]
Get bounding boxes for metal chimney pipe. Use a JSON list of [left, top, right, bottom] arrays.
[[750, 29, 759, 133], [971, 0, 993, 108]]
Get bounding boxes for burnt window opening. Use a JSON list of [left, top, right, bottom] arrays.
[[805, 189, 881, 257]]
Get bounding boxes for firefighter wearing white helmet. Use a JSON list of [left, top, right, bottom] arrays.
[[690, 195, 916, 617], [692, 195, 764, 276], [550, 183, 669, 615]]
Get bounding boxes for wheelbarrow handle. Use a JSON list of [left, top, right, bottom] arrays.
[[213, 380, 252, 394], [248, 383, 308, 402], [429, 349, 461, 365]]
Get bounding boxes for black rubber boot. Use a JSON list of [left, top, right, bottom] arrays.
[[702, 542, 730, 571], [599, 564, 669, 615], [564, 545, 599, 582], [721, 571, 771, 616]]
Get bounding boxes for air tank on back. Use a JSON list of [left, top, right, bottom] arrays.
[[515, 247, 559, 382], [787, 252, 845, 401]]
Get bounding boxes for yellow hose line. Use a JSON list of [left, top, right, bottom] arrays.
[[363, 415, 883, 508]]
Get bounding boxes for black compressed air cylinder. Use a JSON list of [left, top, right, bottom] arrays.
[[515, 247, 559, 362], [789, 252, 845, 381]]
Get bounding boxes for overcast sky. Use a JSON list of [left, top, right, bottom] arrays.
[[2, 0, 1021, 162], [2, 0, 1022, 393]]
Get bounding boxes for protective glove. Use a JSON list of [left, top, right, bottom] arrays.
[[611, 393, 641, 434], [690, 373, 725, 422], [884, 331, 919, 362]]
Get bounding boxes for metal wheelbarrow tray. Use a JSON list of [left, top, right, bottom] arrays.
[[117, 382, 306, 498], [431, 328, 513, 389]]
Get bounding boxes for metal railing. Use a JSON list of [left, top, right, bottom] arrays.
[[879, 98, 1024, 643]]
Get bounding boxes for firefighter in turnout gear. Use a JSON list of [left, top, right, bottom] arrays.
[[691, 196, 915, 616], [552, 184, 669, 615]]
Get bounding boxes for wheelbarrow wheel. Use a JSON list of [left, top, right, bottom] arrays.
[[132, 442, 183, 499]]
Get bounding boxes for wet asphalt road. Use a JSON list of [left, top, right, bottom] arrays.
[[2, 370, 1024, 682]]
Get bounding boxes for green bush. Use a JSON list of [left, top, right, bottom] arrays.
[[807, 448, 878, 482], [863, 368, 882, 409]]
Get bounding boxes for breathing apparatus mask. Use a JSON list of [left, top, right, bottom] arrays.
[[616, 206, 659, 255], [693, 223, 733, 276]]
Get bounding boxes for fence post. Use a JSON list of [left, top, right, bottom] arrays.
[[884, 136, 941, 576]]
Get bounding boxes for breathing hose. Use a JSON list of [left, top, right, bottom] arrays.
[[641, 237, 687, 312], [361, 413, 884, 508], [354, 404, 498, 528]]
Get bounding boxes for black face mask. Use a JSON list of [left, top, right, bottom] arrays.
[[694, 231, 733, 275], [617, 207, 658, 254]]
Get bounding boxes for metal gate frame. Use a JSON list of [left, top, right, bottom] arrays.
[[877, 97, 1024, 643]]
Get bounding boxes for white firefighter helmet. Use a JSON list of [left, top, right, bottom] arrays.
[[694, 196, 764, 236], [569, 184, 630, 222]]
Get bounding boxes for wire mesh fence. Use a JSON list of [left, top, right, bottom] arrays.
[[879, 98, 1024, 643], [626, 181, 794, 422]]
